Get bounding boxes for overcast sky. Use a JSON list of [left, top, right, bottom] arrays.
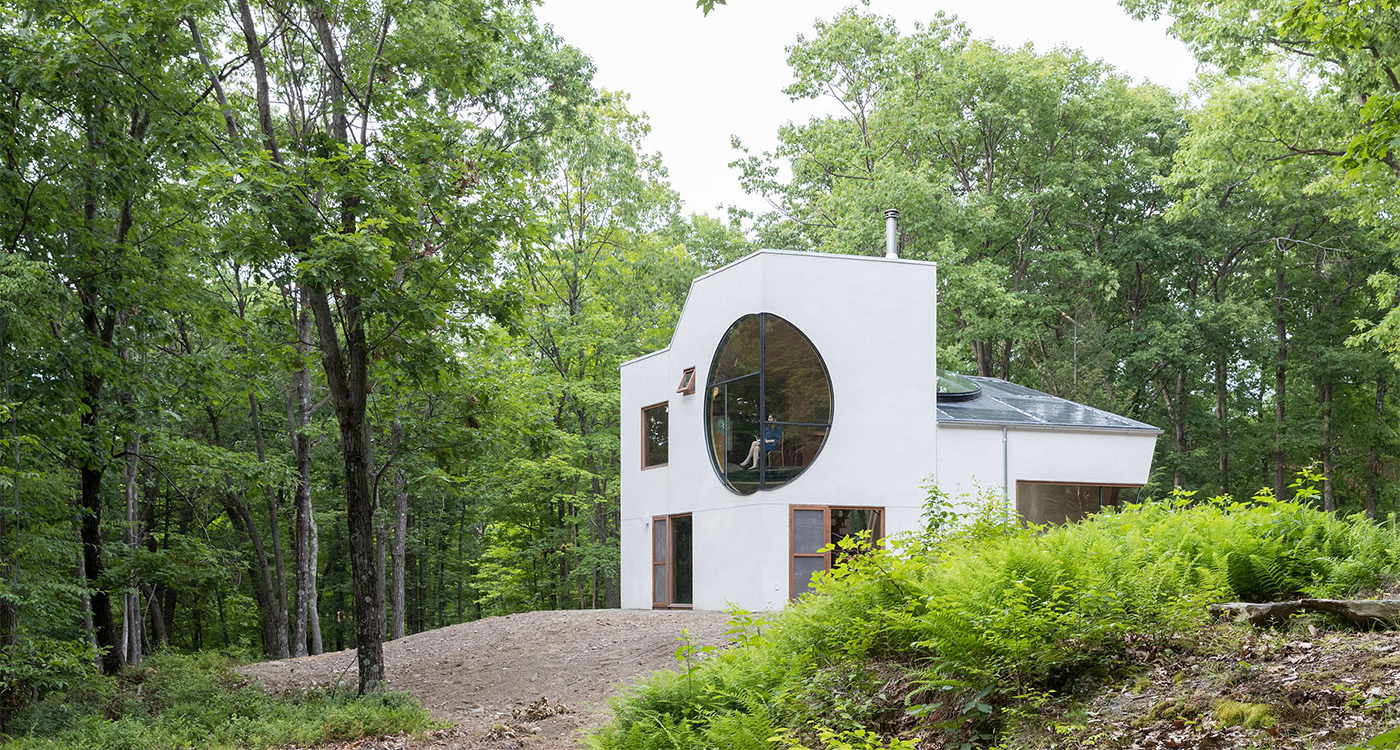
[[535, 1, 1200, 217]]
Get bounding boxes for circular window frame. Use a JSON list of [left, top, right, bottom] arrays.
[[703, 312, 834, 495]]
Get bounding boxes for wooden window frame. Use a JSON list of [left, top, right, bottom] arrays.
[[676, 367, 696, 395], [652, 513, 692, 609], [789, 505, 885, 600], [641, 401, 669, 470]]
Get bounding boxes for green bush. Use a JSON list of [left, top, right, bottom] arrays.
[[590, 476, 1400, 750], [1, 650, 434, 749]]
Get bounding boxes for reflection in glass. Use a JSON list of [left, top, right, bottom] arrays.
[[643, 403, 668, 467], [793, 556, 826, 598], [652, 518, 667, 604], [763, 315, 832, 425], [672, 516, 693, 605], [792, 510, 826, 554], [705, 313, 833, 494], [709, 314, 761, 382], [1018, 484, 1132, 526]]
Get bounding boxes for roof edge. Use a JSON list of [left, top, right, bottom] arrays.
[[620, 248, 936, 369]]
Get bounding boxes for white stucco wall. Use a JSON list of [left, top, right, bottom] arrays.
[[620, 250, 939, 611], [934, 424, 1159, 511]]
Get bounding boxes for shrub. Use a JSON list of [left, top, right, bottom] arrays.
[[590, 474, 1400, 750], [3, 650, 434, 749]]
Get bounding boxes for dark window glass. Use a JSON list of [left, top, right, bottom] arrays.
[[1017, 483, 1133, 526], [793, 556, 827, 598], [705, 314, 832, 494], [792, 509, 826, 554], [642, 403, 668, 468], [672, 516, 693, 605], [653, 518, 668, 563], [791, 505, 884, 599], [652, 565, 667, 605], [652, 517, 667, 605], [831, 507, 882, 543], [709, 314, 762, 382], [763, 315, 833, 425]]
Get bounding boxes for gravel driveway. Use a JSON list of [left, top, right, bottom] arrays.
[[241, 608, 733, 749]]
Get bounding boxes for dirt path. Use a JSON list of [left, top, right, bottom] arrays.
[[241, 609, 732, 749]]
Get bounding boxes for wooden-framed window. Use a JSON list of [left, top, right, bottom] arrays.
[[676, 367, 696, 395], [641, 402, 668, 469], [652, 514, 693, 608], [1015, 481, 1141, 526], [790, 505, 884, 599]]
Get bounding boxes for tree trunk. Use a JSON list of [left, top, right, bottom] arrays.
[[143, 466, 167, 648], [122, 435, 142, 665], [1368, 376, 1387, 519], [249, 394, 290, 658], [390, 421, 408, 640], [234, 0, 382, 690], [308, 500, 323, 654], [224, 490, 281, 656], [306, 283, 384, 692], [80, 458, 119, 673], [289, 287, 318, 657], [76, 510, 99, 668], [1320, 381, 1335, 512], [1274, 248, 1288, 500], [1215, 351, 1229, 494], [1174, 369, 1187, 488]]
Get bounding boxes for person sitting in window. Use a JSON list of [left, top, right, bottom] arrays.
[[738, 415, 782, 469]]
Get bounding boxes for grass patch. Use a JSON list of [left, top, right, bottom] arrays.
[[1, 650, 435, 749], [1212, 699, 1278, 729]]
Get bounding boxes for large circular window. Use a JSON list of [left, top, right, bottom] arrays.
[[706, 313, 833, 495]]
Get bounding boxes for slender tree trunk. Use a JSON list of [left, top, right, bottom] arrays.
[[225, 490, 280, 656], [1174, 370, 1187, 488], [76, 511, 98, 668], [1368, 376, 1387, 519], [289, 288, 318, 656], [0, 330, 20, 658], [1274, 248, 1288, 500], [308, 503, 323, 654], [390, 421, 408, 640], [143, 467, 167, 648], [1320, 381, 1335, 512], [80, 458, 119, 673], [207, 407, 282, 657], [1215, 351, 1229, 494], [215, 587, 230, 647], [122, 435, 142, 665], [249, 394, 290, 657], [455, 504, 468, 622]]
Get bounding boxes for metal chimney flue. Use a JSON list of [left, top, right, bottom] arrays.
[[884, 208, 899, 258]]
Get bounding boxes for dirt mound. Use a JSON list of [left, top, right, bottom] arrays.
[[241, 609, 732, 749], [1010, 626, 1400, 749]]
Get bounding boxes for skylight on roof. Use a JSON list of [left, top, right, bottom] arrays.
[[936, 370, 981, 402]]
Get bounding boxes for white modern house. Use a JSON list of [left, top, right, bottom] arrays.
[[620, 229, 1160, 612]]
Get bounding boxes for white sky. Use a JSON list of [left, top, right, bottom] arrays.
[[536, 1, 1200, 217]]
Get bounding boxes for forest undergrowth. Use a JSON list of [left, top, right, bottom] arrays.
[[590, 474, 1400, 750], [0, 650, 434, 749]]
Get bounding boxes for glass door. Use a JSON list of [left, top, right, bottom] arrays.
[[652, 514, 693, 608]]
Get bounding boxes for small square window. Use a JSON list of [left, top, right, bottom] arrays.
[[642, 402, 668, 468], [676, 367, 696, 395]]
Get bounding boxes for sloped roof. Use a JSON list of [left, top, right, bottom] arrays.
[[936, 375, 1161, 434]]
